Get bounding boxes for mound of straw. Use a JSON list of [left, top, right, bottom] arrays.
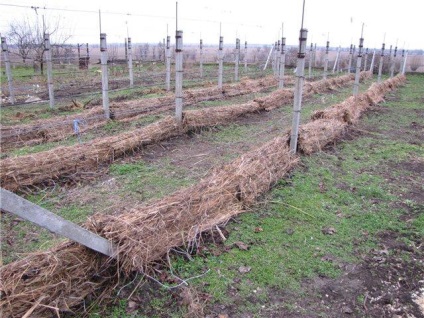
[[299, 74, 406, 153], [1, 73, 361, 191], [297, 119, 348, 154], [0, 137, 297, 316], [0, 74, 406, 316], [0, 116, 182, 191], [0, 75, 281, 151], [183, 101, 262, 128], [0, 242, 117, 317]]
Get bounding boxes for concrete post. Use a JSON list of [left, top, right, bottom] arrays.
[[276, 40, 281, 76], [390, 46, 397, 77], [218, 36, 224, 89], [363, 48, 369, 71], [0, 188, 115, 257], [347, 44, 353, 73], [199, 39, 204, 78], [166, 35, 171, 91], [279, 37, 286, 89], [369, 50, 376, 73], [377, 43, 385, 83], [323, 41, 330, 79], [44, 33, 55, 109], [290, 28, 308, 153], [128, 37, 134, 88], [125, 38, 128, 61], [313, 43, 317, 67], [401, 50, 408, 75], [100, 33, 110, 119], [353, 37, 364, 96], [332, 46, 340, 73], [263, 45, 274, 71], [244, 41, 248, 72], [308, 42, 313, 78], [1, 37, 15, 104], [175, 30, 183, 124], [337, 46, 341, 73], [273, 41, 278, 75], [235, 38, 240, 81]]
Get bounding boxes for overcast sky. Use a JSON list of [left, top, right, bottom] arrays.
[[0, 0, 423, 50]]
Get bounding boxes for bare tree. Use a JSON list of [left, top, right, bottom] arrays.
[[7, 18, 33, 63], [108, 44, 119, 63], [6, 14, 71, 74]]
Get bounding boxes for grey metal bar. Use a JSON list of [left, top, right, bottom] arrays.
[[0, 188, 115, 257]]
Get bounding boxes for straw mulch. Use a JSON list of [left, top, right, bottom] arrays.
[[311, 74, 406, 125], [0, 137, 297, 317], [0, 76, 280, 151], [0, 242, 117, 317], [297, 119, 348, 154], [298, 74, 406, 154], [183, 101, 262, 128], [254, 89, 294, 110], [0, 116, 182, 191], [0, 107, 106, 151], [0, 73, 368, 191], [86, 137, 297, 273], [0, 74, 406, 316]]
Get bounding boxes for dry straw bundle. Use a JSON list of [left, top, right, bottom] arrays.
[[254, 89, 294, 110], [298, 119, 348, 154], [183, 101, 262, 128], [0, 242, 118, 317], [299, 74, 406, 154], [0, 76, 279, 151], [0, 137, 297, 316], [87, 137, 297, 273], [0, 117, 182, 191], [0, 107, 106, 151], [1, 73, 360, 191], [0, 74, 405, 316]]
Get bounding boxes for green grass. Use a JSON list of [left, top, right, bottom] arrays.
[[99, 73, 423, 316], [109, 159, 194, 202], [4, 73, 422, 316]]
